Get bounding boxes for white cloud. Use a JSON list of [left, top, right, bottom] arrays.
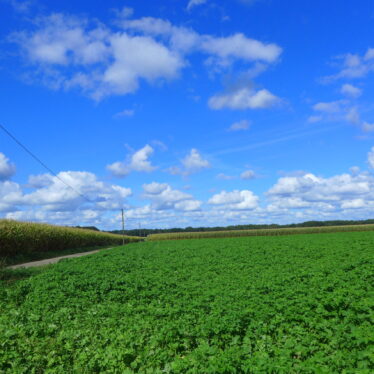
[[121, 17, 174, 36], [324, 48, 374, 81], [240, 170, 256, 180], [209, 190, 259, 210], [345, 107, 360, 125], [116, 6, 134, 19], [0, 181, 23, 212], [209, 87, 281, 110], [340, 199, 365, 209], [341, 83, 362, 98], [12, 12, 282, 99], [106, 162, 130, 178], [187, 0, 207, 11], [174, 199, 202, 211], [267, 171, 374, 212], [22, 171, 131, 211], [5, 162, 374, 228], [96, 33, 184, 99], [121, 17, 200, 53], [228, 119, 250, 131], [122, 17, 281, 64], [13, 14, 184, 100], [313, 100, 345, 113], [182, 149, 210, 173], [201, 33, 281, 64], [107, 144, 156, 177], [1, 170, 132, 215], [142, 182, 201, 211], [0, 153, 16, 180], [349, 166, 360, 175], [143, 182, 169, 195], [368, 147, 374, 169], [309, 100, 372, 133], [130, 145, 156, 172], [5, 208, 105, 227], [27, 173, 53, 188], [17, 14, 110, 66], [167, 149, 210, 176]]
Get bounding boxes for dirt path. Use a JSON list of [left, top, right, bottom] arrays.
[[8, 247, 114, 270]]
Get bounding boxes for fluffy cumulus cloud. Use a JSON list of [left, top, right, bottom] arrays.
[[121, 16, 281, 64], [201, 34, 281, 65], [11, 13, 183, 99], [308, 99, 347, 123], [27, 173, 53, 188], [313, 100, 346, 114], [107, 145, 156, 177], [182, 149, 210, 173], [97, 33, 183, 98], [22, 171, 132, 211], [0, 181, 23, 212], [209, 87, 281, 110], [240, 170, 256, 180], [11, 10, 282, 100], [5, 161, 374, 229], [340, 83, 362, 98], [0, 169, 133, 227], [266, 172, 374, 214], [209, 189, 259, 210], [324, 48, 374, 81], [0, 153, 16, 180], [142, 182, 201, 211], [5, 208, 105, 227], [311, 48, 374, 133], [168, 149, 210, 176], [309, 99, 374, 133]]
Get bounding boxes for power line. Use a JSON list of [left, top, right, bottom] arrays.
[[0, 123, 92, 203]]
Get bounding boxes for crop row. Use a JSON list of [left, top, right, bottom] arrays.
[[147, 223, 374, 241], [0, 219, 141, 257]]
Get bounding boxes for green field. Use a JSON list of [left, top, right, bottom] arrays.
[[1, 232, 373, 373]]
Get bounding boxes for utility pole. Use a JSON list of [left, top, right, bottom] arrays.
[[121, 208, 125, 246]]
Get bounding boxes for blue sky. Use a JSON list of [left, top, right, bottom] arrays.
[[1, 0, 374, 229]]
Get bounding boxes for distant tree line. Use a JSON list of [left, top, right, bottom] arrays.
[[105, 219, 374, 237]]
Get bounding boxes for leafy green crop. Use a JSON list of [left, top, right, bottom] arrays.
[[1, 231, 373, 373]]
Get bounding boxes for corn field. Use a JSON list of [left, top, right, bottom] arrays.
[[147, 224, 374, 241], [0, 219, 141, 257]]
